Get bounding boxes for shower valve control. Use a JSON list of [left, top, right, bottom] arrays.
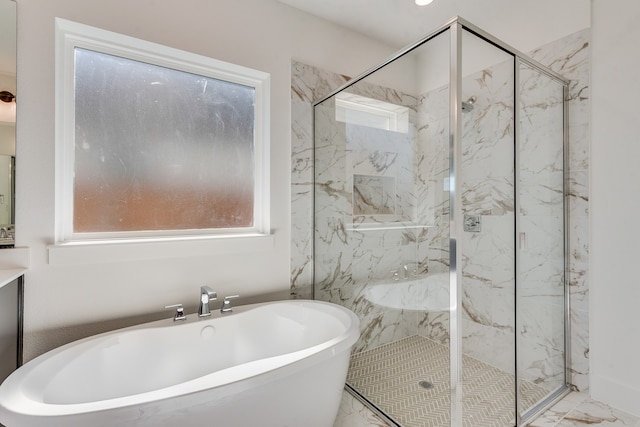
[[463, 215, 481, 232]]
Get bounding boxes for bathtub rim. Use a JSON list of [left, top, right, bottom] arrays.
[[0, 299, 359, 418]]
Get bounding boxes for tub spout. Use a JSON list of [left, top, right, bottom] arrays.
[[199, 286, 217, 317]]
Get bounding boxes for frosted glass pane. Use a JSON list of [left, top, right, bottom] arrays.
[[73, 48, 255, 233]]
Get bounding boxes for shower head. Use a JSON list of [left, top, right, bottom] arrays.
[[461, 96, 476, 113]]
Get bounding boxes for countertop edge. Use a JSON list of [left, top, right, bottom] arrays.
[[0, 267, 26, 289]]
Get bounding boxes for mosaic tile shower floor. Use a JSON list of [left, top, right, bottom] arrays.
[[347, 335, 550, 427]]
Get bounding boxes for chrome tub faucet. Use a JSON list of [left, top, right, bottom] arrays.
[[199, 286, 217, 317]]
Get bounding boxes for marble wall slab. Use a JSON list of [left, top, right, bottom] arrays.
[[313, 78, 423, 353], [290, 61, 350, 300], [528, 29, 591, 393], [416, 45, 577, 389]]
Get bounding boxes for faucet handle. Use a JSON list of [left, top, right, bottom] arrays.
[[164, 304, 186, 321], [220, 295, 240, 313]]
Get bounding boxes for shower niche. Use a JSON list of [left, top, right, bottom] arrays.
[[313, 17, 569, 426]]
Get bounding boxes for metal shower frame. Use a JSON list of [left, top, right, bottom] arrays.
[[314, 16, 571, 427]]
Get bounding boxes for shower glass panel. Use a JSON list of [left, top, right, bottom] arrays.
[[458, 28, 518, 425], [516, 62, 567, 418], [314, 29, 452, 426], [312, 17, 570, 427]]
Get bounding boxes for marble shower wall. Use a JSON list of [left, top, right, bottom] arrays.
[[517, 64, 567, 391], [417, 52, 568, 392], [290, 61, 350, 300], [528, 29, 590, 392], [290, 27, 590, 390], [455, 58, 517, 375], [313, 79, 427, 353]]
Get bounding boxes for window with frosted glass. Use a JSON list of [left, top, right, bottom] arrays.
[[73, 48, 256, 233]]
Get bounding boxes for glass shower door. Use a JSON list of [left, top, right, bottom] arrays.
[[516, 61, 567, 419], [456, 27, 518, 426], [314, 28, 453, 427]]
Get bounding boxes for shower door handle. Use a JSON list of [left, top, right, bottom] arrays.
[[519, 232, 527, 250]]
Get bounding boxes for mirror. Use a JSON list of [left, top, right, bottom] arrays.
[[0, 0, 16, 247]]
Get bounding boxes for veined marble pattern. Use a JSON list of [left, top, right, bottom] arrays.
[[529, 393, 640, 427], [291, 61, 351, 300], [347, 125, 416, 223], [314, 80, 423, 353], [459, 58, 517, 376], [291, 25, 591, 424], [518, 66, 566, 390], [528, 29, 591, 392], [414, 50, 567, 390], [353, 175, 397, 215]]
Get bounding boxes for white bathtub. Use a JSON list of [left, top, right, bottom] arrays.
[[0, 300, 359, 427], [363, 272, 450, 311]]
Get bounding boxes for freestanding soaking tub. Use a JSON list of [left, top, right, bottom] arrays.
[[0, 300, 359, 427]]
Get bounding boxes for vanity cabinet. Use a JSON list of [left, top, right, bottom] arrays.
[[0, 276, 22, 384]]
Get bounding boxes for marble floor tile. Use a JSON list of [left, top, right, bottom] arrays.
[[528, 392, 588, 427], [556, 398, 639, 426], [333, 391, 640, 427]]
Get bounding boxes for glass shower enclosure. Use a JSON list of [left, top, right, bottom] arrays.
[[313, 17, 569, 426]]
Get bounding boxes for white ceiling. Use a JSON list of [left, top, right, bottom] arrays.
[[0, 1, 591, 85], [278, 0, 590, 52]]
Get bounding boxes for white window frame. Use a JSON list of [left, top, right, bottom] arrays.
[[53, 18, 271, 253], [335, 92, 409, 133]]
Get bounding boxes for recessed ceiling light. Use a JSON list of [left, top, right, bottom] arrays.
[[415, 0, 434, 5]]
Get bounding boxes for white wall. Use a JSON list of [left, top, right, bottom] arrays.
[[0, 125, 14, 156], [591, 0, 640, 416], [12, 0, 396, 360]]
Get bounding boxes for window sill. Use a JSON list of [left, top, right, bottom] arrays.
[[47, 234, 274, 265]]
